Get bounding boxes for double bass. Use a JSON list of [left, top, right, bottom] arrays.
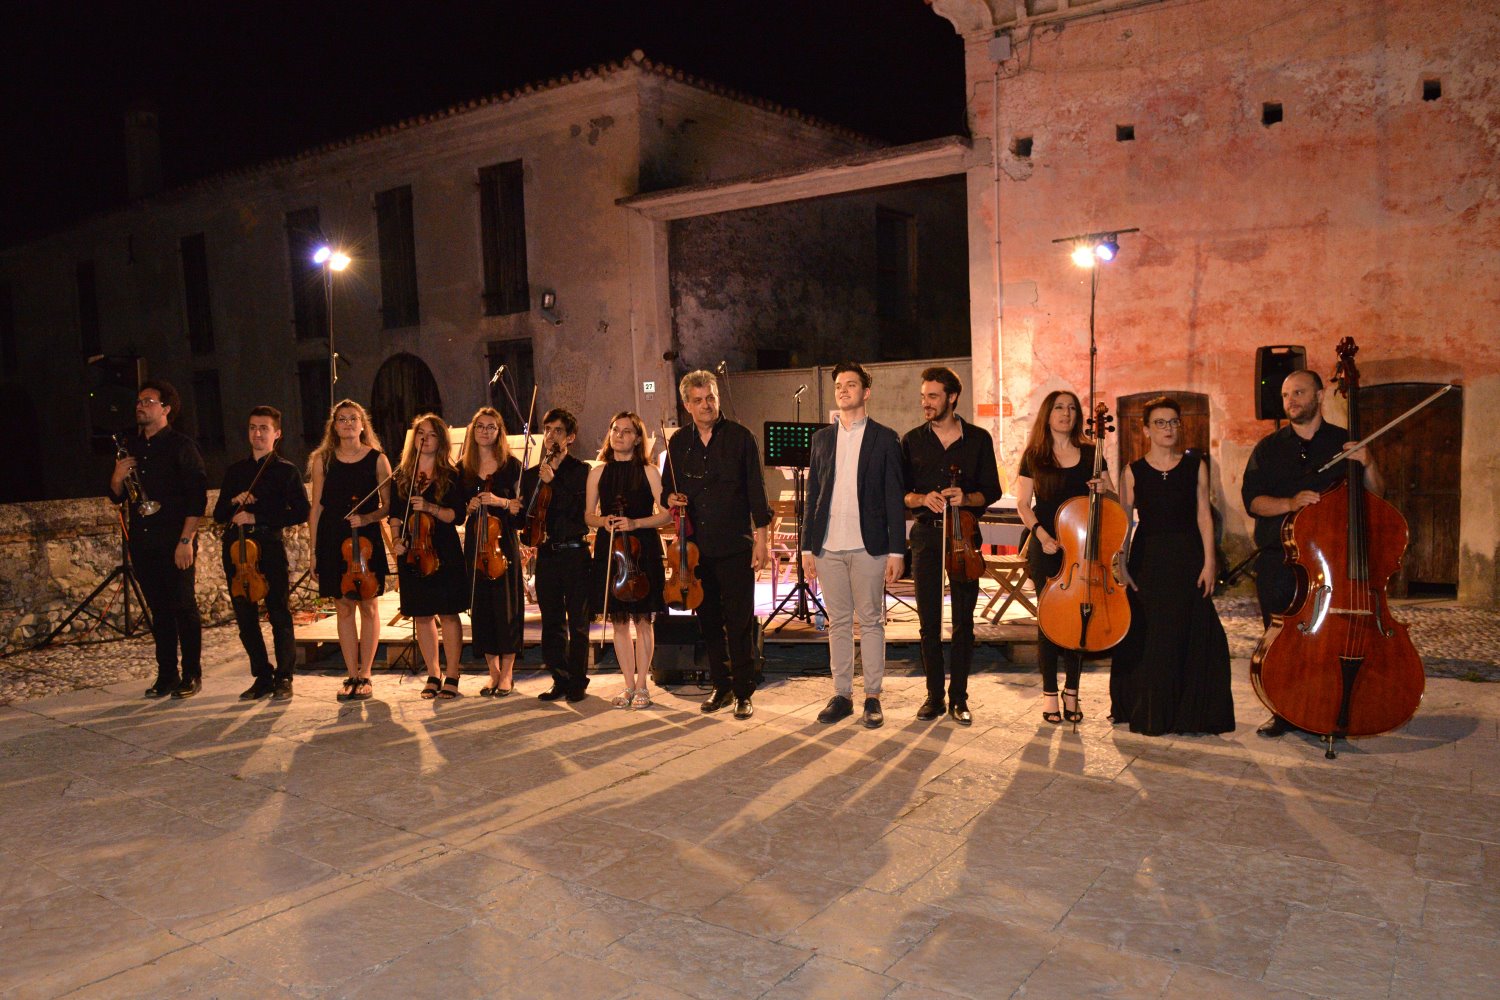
[[1037, 401, 1131, 652], [1251, 337, 1425, 758]]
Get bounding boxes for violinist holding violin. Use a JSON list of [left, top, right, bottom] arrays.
[[460, 407, 525, 698], [901, 367, 1003, 727], [387, 414, 470, 700], [520, 408, 594, 703], [308, 400, 391, 700], [212, 406, 309, 701], [586, 411, 672, 709]]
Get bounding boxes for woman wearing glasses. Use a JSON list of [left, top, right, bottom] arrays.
[[1109, 396, 1234, 735]]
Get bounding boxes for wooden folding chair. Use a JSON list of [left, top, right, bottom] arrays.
[[980, 533, 1034, 622]]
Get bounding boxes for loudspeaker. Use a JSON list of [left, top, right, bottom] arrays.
[[87, 355, 146, 450], [649, 613, 765, 686], [1254, 345, 1306, 420]]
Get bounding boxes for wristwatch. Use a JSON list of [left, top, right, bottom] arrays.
[[179, 536, 192, 545]]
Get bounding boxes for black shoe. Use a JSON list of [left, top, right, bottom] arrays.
[[862, 697, 884, 729], [537, 685, 568, 702], [817, 695, 854, 724], [1062, 689, 1083, 725], [733, 697, 754, 720], [239, 681, 274, 701], [700, 689, 735, 714], [916, 697, 945, 721], [144, 679, 178, 699], [949, 701, 972, 727], [171, 677, 202, 700], [565, 688, 588, 704], [272, 678, 294, 701], [1257, 715, 1290, 738]]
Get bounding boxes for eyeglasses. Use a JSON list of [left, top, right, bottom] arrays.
[[1149, 418, 1182, 429], [136, 398, 162, 408], [473, 423, 501, 433]]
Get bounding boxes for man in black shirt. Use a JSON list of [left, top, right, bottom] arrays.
[[109, 379, 208, 699], [665, 370, 772, 719], [900, 367, 1003, 725], [520, 409, 593, 703], [213, 406, 310, 701], [1242, 368, 1380, 736]]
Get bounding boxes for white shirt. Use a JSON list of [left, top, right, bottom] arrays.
[[821, 415, 867, 552]]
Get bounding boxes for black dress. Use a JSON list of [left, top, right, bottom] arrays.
[[1109, 453, 1235, 735], [590, 459, 666, 620], [1019, 446, 1097, 589], [314, 450, 388, 600], [462, 460, 524, 655], [392, 473, 469, 617]]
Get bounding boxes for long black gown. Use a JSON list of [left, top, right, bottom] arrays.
[[1109, 453, 1235, 735]]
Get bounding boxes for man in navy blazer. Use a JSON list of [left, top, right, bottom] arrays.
[[801, 362, 906, 728]]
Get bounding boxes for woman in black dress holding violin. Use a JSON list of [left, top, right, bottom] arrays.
[[458, 406, 525, 697], [1015, 390, 1113, 726], [387, 413, 469, 699], [585, 412, 671, 709], [1110, 396, 1234, 735]]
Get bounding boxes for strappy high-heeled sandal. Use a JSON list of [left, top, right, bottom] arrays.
[[437, 676, 461, 700], [1041, 692, 1062, 725], [420, 675, 441, 700], [1063, 688, 1084, 725]]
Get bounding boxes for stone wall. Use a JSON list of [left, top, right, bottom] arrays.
[[0, 492, 312, 654]]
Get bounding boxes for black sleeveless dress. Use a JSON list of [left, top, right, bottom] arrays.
[[314, 449, 388, 600], [590, 459, 666, 620], [392, 473, 469, 617], [1109, 453, 1235, 735], [462, 460, 524, 655]]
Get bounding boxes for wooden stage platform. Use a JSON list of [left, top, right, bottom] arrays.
[[291, 577, 1038, 664]]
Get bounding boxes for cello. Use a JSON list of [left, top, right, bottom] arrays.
[[1250, 337, 1425, 758], [1037, 401, 1131, 652]]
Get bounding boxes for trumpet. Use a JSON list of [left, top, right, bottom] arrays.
[[113, 433, 160, 517]]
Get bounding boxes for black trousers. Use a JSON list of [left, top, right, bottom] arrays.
[[132, 537, 202, 685], [221, 537, 295, 683], [697, 549, 760, 698], [1254, 551, 1297, 628], [911, 522, 979, 703], [535, 544, 591, 693]]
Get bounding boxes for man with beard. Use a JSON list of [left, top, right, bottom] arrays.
[[900, 366, 1003, 726], [1242, 368, 1380, 737]]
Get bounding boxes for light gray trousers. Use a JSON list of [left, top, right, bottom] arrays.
[[815, 548, 887, 697]]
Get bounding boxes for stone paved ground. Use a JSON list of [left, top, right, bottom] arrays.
[[1, 612, 1497, 998]]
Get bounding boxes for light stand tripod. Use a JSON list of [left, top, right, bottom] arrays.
[[33, 504, 153, 649], [764, 393, 827, 632]]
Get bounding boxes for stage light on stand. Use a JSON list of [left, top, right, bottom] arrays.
[[1094, 237, 1119, 262], [312, 246, 332, 265], [1071, 244, 1097, 268]]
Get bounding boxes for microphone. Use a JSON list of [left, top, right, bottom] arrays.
[[793, 384, 808, 399], [489, 364, 506, 386], [714, 360, 728, 376]]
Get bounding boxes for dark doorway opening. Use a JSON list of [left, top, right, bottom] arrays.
[[370, 353, 443, 460]]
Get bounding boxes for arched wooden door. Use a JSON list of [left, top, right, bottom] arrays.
[[1358, 382, 1462, 597], [370, 353, 443, 460], [1115, 391, 1211, 471]]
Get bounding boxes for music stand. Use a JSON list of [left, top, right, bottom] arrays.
[[763, 419, 828, 631], [33, 503, 152, 649]]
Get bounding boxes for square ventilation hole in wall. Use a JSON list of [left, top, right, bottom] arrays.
[[1423, 78, 1442, 101], [1116, 124, 1135, 142], [1262, 102, 1283, 127], [1012, 136, 1033, 158]]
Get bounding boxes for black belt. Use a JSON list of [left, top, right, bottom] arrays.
[[541, 539, 587, 551], [912, 515, 943, 527]]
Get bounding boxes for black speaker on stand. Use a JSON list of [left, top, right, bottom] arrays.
[[1254, 345, 1307, 420]]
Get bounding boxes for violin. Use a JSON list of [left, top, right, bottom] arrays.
[[942, 464, 984, 582], [403, 471, 441, 577], [659, 424, 703, 610], [472, 474, 509, 580], [608, 495, 649, 603], [227, 454, 272, 605], [1251, 337, 1425, 757], [1037, 402, 1131, 652], [340, 505, 379, 600], [522, 445, 557, 547]]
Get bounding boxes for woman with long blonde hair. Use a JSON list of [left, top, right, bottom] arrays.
[[307, 399, 391, 700], [385, 413, 470, 699], [585, 411, 671, 707], [458, 407, 524, 696]]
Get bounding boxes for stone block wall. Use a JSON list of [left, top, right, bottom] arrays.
[[0, 492, 312, 654]]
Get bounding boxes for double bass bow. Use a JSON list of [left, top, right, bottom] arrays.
[[1251, 337, 1426, 758], [1037, 401, 1131, 653]]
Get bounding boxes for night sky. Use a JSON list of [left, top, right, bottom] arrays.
[[1, 1, 965, 246]]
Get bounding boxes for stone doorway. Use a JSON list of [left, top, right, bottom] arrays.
[[370, 353, 443, 460]]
